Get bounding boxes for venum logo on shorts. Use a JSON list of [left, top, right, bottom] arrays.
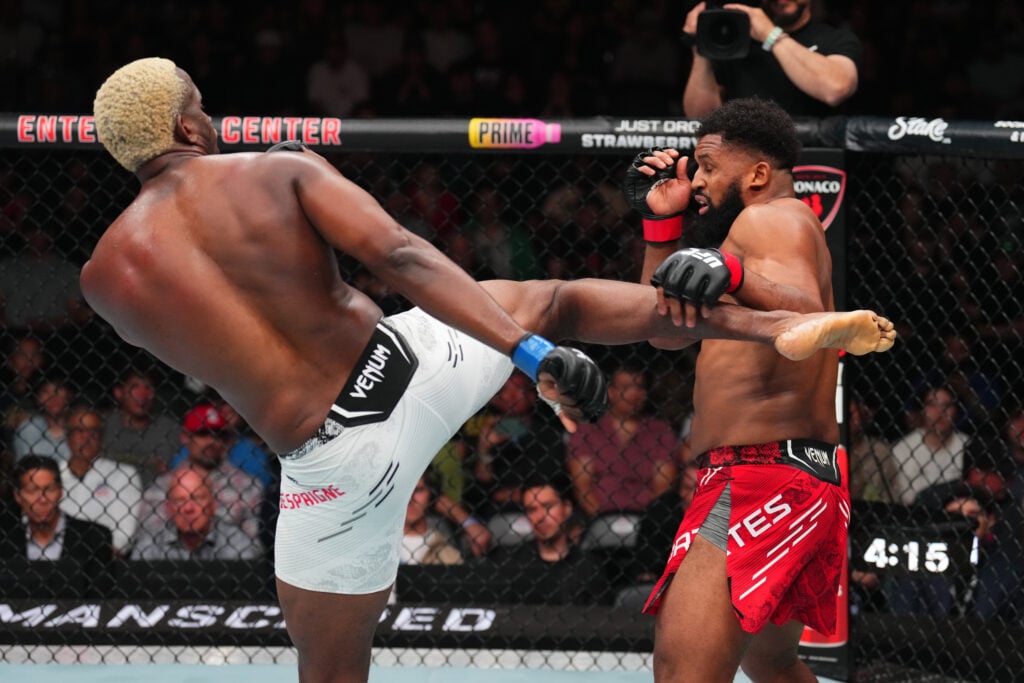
[[279, 485, 345, 510], [793, 165, 846, 232], [803, 447, 832, 466], [331, 324, 418, 427], [348, 344, 391, 399]]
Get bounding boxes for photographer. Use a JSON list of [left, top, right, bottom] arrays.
[[682, 0, 861, 117]]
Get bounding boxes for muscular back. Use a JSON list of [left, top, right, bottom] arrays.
[[81, 152, 383, 453], [689, 198, 839, 455]]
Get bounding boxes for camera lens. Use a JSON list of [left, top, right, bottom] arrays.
[[711, 18, 739, 45]]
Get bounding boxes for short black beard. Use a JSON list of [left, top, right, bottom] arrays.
[[684, 182, 746, 249], [768, 1, 807, 30]]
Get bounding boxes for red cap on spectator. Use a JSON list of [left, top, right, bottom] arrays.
[[183, 404, 228, 434]]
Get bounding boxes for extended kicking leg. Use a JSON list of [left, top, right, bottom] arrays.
[[773, 310, 896, 360]]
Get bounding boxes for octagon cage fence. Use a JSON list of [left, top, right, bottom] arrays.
[[0, 113, 1021, 683]]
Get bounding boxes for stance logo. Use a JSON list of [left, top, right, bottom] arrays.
[[348, 344, 391, 399]]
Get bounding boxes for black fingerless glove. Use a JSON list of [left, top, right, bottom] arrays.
[[623, 147, 685, 243]]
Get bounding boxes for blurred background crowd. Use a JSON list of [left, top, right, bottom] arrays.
[[2, 0, 1023, 119]]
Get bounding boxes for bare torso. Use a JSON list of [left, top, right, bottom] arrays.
[[688, 197, 839, 455], [81, 153, 381, 453]]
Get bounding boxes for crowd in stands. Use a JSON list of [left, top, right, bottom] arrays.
[[1, 1, 1022, 119], [0, 0, 1021, 631]]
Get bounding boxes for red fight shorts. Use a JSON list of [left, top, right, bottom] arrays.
[[642, 439, 850, 635]]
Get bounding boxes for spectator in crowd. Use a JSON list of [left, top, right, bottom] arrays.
[[462, 184, 539, 281], [132, 464, 261, 561], [58, 403, 141, 557], [608, 9, 680, 114], [884, 438, 1011, 618], [0, 454, 113, 597], [102, 367, 180, 487], [376, 36, 446, 117], [0, 333, 47, 433], [401, 474, 463, 566], [418, 3, 472, 74], [139, 405, 263, 543], [343, 0, 406, 80], [167, 394, 273, 488], [486, 473, 611, 606], [567, 364, 678, 518], [456, 16, 516, 114], [12, 374, 74, 461], [681, 0, 861, 118], [848, 395, 899, 503], [0, 226, 91, 333], [632, 459, 700, 586], [469, 372, 565, 521], [908, 329, 1004, 434], [305, 30, 370, 117], [971, 411, 1024, 621], [891, 386, 969, 505], [1007, 405, 1024, 482]]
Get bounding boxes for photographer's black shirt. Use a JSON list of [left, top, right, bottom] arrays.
[[713, 20, 862, 118]]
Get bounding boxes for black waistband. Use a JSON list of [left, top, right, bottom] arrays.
[[279, 320, 418, 460], [694, 439, 840, 486]]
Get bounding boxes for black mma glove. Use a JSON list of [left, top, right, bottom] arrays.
[[623, 147, 681, 219], [623, 147, 685, 243], [267, 140, 308, 153], [650, 248, 744, 306], [512, 335, 608, 422], [537, 347, 608, 422]]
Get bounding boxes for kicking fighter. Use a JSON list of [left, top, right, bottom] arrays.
[[624, 97, 894, 683], [86, 59, 892, 683]]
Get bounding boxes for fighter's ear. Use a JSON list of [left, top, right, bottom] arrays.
[[748, 160, 772, 190], [175, 113, 199, 146]]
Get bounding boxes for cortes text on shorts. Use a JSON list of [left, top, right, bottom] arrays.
[[348, 344, 392, 399]]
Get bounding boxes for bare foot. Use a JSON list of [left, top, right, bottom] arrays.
[[774, 310, 896, 361]]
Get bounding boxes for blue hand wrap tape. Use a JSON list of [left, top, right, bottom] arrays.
[[511, 334, 555, 382]]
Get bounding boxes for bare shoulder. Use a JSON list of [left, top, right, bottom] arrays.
[[728, 198, 822, 256]]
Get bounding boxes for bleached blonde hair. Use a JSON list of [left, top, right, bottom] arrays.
[[93, 57, 189, 172]]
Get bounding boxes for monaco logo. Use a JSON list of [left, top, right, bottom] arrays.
[[793, 165, 846, 231]]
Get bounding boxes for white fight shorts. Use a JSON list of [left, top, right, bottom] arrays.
[[274, 307, 513, 594]]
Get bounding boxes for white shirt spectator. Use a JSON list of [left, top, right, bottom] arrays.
[[60, 457, 142, 555], [891, 428, 968, 505]]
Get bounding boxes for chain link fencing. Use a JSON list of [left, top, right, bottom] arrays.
[[0, 116, 1021, 681]]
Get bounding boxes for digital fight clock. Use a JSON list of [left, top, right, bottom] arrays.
[[850, 509, 976, 577]]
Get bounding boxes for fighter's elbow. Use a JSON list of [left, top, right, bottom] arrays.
[[818, 69, 859, 106]]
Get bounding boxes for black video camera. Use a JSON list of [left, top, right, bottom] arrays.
[[695, 0, 761, 61]]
